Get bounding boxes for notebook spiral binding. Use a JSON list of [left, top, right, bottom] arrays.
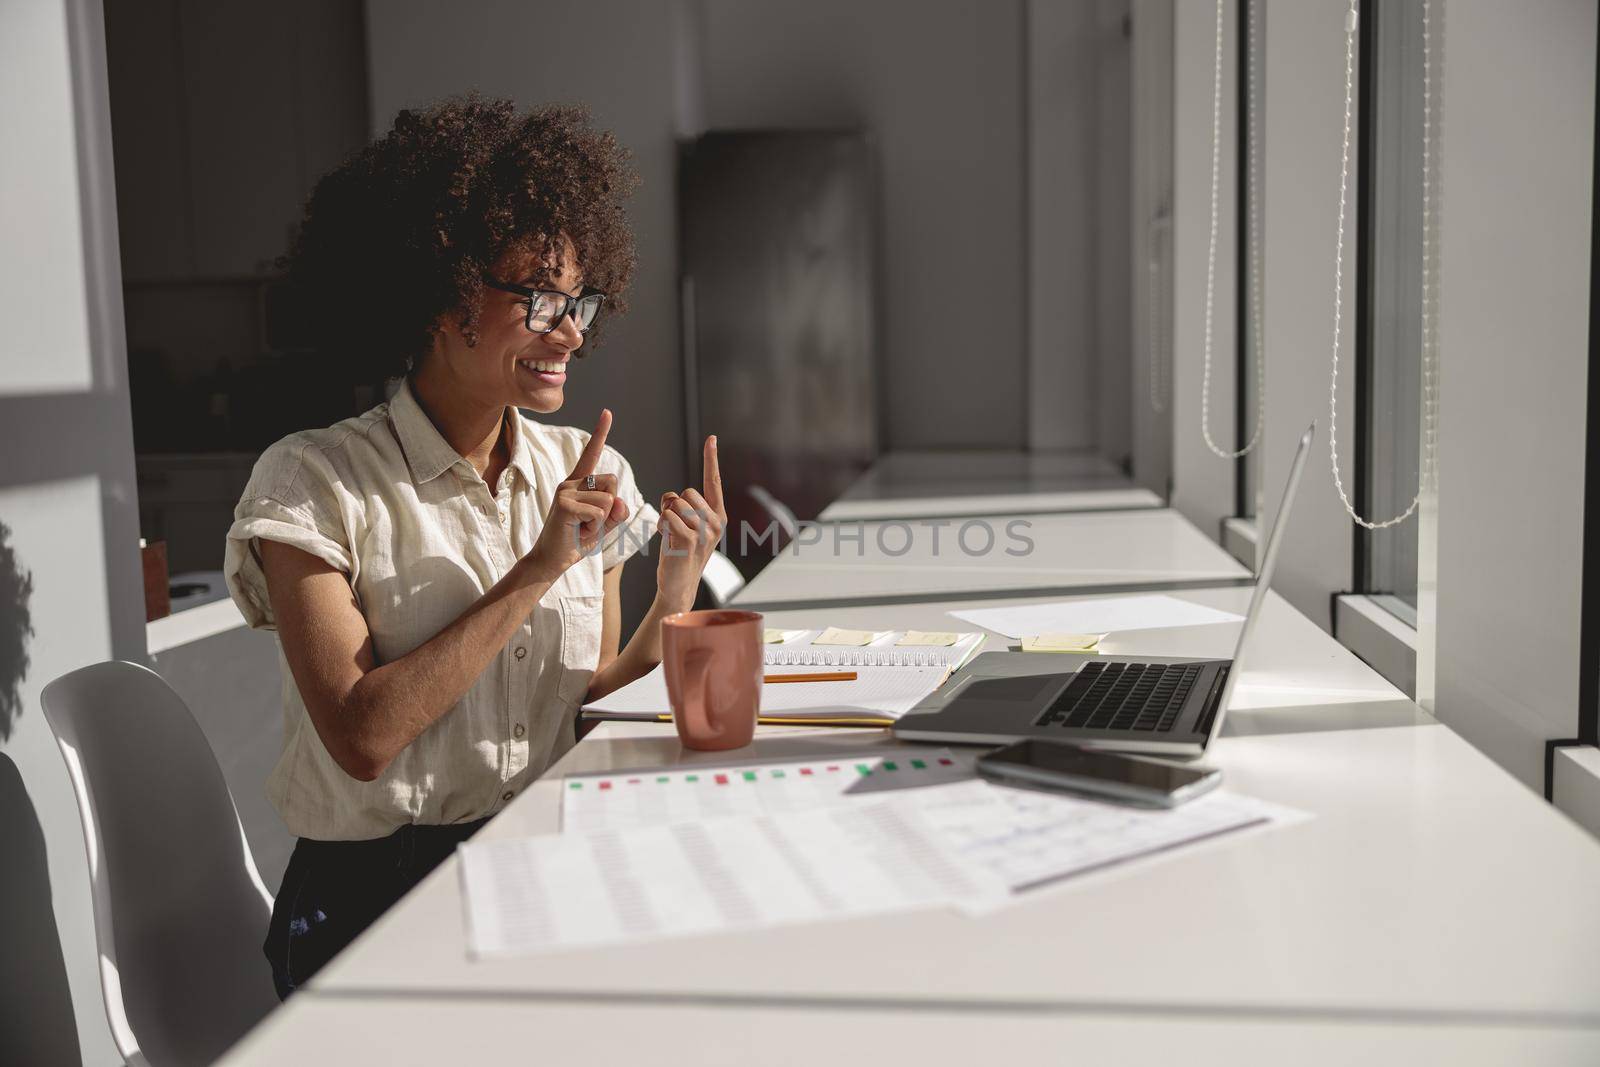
[[763, 649, 948, 667]]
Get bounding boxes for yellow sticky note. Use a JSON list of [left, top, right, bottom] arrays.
[[763, 629, 790, 644], [814, 626, 879, 647], [897, 631, 961, 647], [1021, 632, 1103, 653]]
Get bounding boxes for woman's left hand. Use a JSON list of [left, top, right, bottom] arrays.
[[656, 435, 726, 611]]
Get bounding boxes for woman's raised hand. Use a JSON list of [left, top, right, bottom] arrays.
[[523, 409, 630, 584], [656, 434, 727, 611]]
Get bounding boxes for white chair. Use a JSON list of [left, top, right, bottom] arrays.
[[748, 484, 800, 542], [41, 661, 278, 1067], [700, 550, 747, 606]]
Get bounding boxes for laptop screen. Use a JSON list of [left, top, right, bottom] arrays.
[[1204, 422, 1316, 747]]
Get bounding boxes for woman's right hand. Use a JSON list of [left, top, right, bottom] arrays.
[[522, 409, 630, 584]]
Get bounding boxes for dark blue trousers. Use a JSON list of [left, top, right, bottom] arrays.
[[265, 818, 489, 999]]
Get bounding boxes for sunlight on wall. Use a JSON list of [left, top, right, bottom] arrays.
[[0, 0, 93, 396]]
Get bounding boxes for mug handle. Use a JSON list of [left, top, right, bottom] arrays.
[[677, 646, 723, 742]]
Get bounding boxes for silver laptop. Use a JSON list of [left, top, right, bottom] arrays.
[[893, 423, 1315, 759]]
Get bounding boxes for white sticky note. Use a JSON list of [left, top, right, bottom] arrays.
[[764, 629, 790, 644], [1021, 633, 1103, 653], [814, 627, 879, 647], [897, 631, 961, 647]]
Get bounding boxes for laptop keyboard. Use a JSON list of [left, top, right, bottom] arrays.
[[1033, 661, 1204, 732]]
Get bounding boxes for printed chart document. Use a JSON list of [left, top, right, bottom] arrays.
[[914, 779, 1302, 894], [561, 748, 974, 832], [460, 802, 1009, 958], [581, 663, 954, 724], [949, 595, 1244, 641]]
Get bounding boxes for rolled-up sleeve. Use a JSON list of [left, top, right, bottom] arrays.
[[224, 439, 354, 630], [599, 445, 659, 571]]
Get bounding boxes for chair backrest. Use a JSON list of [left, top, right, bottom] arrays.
[[700, 550, 747, 607], [748, 484, 801, 541], [41, 661, 278, 1066]]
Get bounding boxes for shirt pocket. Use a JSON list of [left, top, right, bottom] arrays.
[[556, 594, 606, 705]]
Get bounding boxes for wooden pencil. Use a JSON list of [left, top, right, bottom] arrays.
[[763, 671, 858, 684]]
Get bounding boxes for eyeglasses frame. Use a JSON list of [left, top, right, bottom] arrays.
[[481, 275, 606, 335]]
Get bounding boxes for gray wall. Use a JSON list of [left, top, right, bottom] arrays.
[[0, 1, 147, 1061], [1433, 0, 1594, 789], [366, 0, 690, 623], [1128, 0, 1171, 495], [1167, 0, 1380, 632], [1170, 0, 1239, 544], [367, 0, 1138, 469], [1027, 0, 1103, 453], [694, 0, 1028, 451], [1256, 0, 1357, 632], [365, 0, 689, 502]]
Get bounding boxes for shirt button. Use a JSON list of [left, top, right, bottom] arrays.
[[502, 790, 515, 802], [514, 646, 527, 660], [513, 723, 526, 738]]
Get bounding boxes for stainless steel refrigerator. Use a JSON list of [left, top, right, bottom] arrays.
[[679, 131, 880, 577]]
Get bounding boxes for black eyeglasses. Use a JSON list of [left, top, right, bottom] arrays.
[[482, 276, 606, 334]]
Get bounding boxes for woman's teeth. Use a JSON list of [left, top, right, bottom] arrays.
[[521, 359, 566, 374]]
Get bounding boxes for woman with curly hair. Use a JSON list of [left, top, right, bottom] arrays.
[[223, 96, 725, 998]]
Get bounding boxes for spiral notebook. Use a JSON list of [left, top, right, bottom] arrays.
[[763, 628, 987, 670], [580, 629, 986, 727]]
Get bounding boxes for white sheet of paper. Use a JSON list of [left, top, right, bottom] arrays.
[[948, 595, 1244, 640], [562, 749, 975, 832], [583, 663, 953, 721], [460, 801, 1010, 957], [914, 779, 1301, 897]]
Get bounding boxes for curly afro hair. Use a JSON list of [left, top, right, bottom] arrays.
[[284, 94, 638, 381]]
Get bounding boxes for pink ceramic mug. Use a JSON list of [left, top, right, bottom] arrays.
[[662, 609, 763, 751]]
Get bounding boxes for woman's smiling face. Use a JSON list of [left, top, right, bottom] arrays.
[[427, 240, 588, 416]]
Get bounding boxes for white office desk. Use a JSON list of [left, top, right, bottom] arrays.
[[821, 448, 1162, 522], [293, 587, 1600, 1030], [734, 508, 1249, 609], [222, 993, 1600, 1066], [820, 486, 1165, 522]]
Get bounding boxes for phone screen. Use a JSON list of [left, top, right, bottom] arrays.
[[982, 740, 1213, 795]]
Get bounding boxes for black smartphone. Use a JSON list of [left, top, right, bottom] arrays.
[[976, 739, 1222, 807]]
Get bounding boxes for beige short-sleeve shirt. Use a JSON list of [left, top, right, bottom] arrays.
[[224, 379, 658, 841]]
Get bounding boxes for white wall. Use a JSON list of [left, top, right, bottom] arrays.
[[1433, 0, 1595, 790], [0, 1, 146, 1062], [1170, 0, 1239, 543]]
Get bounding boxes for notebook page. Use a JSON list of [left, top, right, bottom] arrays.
[[582, 663, 952, 721], [765, 629, 986, 669], [757, 665, 950, 718]]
